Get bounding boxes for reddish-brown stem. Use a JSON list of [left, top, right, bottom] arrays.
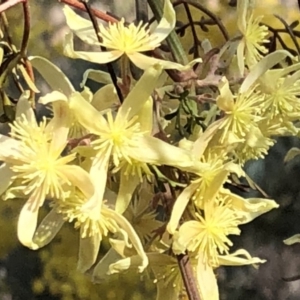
[[20, 0, 30, 57], [0, 0, 25, 13], [59, 0, 118, 23], [177, 253, 202, 300]]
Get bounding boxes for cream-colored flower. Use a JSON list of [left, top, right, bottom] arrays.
[[173, 202, 241, 268], [0, 93, 94, 249], [236, 0, 269, 74], [61, 65, 202, 216], [63, 0, 200, 70]]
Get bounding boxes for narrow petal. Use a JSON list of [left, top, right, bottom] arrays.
[[130, 135, 202, 172], [217, 77, 234, 111], [105, 209, 148, 272], [39, 91, 68, 105], [240, 50, 295, 93], [236, 0, 248, 33], [32, 207, 65, 248], [17, 199, 39, 249], [136, 97, 153, 132], [284, 234, 300, 245], [218, 249, 266, 267], [64, 32, 123, 64], [224, 191, 279, 224], [107, 256, 144, 275], [196, 254, 219, 300], [129, 52, 201, 71], [284, 147, 300, 163], [91, 84, 119, 112], [149, 0, 175, 46], [237, 41, 245, 76], [92, 247, 124, 282], [62, 165, 95, 199], [29, 56, 74, 97], [82, 154, 110, 210], [16, 91, 36, 122], [69, 91, 108, 134], [115, 173, 140, 214], [0, 164, 14, 196], [77, 234, 101, 273], [117, 65, 162, 121], [192, 119, 223, 159], [63, 5, 98, 45], [167, 182, 198, 234], [0, 135, 23, 161], [81, 69, 120, 87]]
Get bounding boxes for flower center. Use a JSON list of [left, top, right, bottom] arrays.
[[99, 19, 157, 53]]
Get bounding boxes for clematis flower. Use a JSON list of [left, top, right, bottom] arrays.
[[63, 0, 201, 70], [0, 93, 94, 249], [172, 201, 268, 300], [58, 64, 203, 215], [236, 0, 269, 75], [53, 190, 148, 274], [173, 201, 241, 268]]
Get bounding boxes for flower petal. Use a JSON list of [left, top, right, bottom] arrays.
[[240, 50, 295, 93], [218, 249, 266, 267], [81, 69, 120, 87], [77, 234, 101, 273], [128, 52, 201, 71], [136, 97, 153, 132], [115, 173, 140, 214], [29, 56, 74, 96], [91, 84, 119, 112], [16, 91, 36, 122], [17, 199, 39, 249], [167, 182, 198, 234], [32, 207, 65, 248], [0, 164, 14, 196], [69, 91, 108, 134], [284, 234, 300, 245], [64, 32, 123, 64], [105, 209, 148, 272], [117, 64, 162, 121], [63, 5, 98, 45], [224, 191, 279, 224], [130, 135, 202, 172], [196, 253, 219, 300], [92, 247, 123, 282], [62, 165, 95, 199], [149, 0, 175, 46]]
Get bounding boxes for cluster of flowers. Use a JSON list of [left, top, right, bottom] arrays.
[[1, 0, 300, 299]]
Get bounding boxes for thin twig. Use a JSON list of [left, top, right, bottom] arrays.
[[20, 0, 30, 57], [0, 0, 25, 13], [177, 253, 201, 300], [80, 1, 123, 103], [59, 0, 118, 23], [173, 0, 229, 41], [183, 2, 199, 58], [273, 14, 300, 57]]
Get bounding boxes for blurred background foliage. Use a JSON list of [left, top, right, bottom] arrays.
[[2, 0, 300, 299]]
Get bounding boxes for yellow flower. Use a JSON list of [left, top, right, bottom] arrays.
[[52, 190, 148, 273], [258, 63, 300, 120], [236, 0, 269, 74], [217, 77, 263, 145], [173, 202, 241, 268], [63, 1, 200, 70], [63, 65, 201, 215], [0, 93, 94, 249]]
